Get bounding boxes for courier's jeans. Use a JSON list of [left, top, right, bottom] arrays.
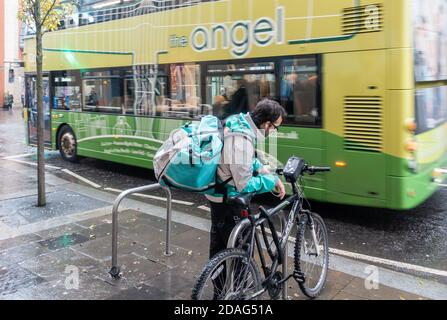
[[208, 201, 242, 259], [208, 200, 245, 299]]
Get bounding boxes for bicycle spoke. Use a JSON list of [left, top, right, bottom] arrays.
[[299, 218, 327, 290], [196, 252, 260, 300]]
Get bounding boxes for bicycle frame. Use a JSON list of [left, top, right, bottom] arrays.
[[226, 182, 319, 299]]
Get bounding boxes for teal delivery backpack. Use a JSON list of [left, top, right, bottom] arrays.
[[154, 115, 230, 194]]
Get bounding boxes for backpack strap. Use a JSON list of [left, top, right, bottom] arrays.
[[218, 132, 257, 203], [214, 176, 233, 203]]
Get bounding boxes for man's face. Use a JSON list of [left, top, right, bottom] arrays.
[[262, 116, 283, 137]]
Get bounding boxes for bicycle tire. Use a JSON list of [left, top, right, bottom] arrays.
[[294, 212, 329, 298], [191, 248, 262, 300]]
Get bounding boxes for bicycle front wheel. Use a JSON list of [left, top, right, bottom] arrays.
[[191, 248, 262, 300], [294, 212, 329, 298]]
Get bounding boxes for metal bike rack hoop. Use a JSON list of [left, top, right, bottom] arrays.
[[109, 183, 172, 279]]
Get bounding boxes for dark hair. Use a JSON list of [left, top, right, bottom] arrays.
[[251, 99, 287, 128]]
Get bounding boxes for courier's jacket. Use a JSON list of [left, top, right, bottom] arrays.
[[206, 112, 279, 203]]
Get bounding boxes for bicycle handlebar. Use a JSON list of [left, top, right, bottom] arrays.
[[275, 165, 331, 176], [306, 166, 331, 175]]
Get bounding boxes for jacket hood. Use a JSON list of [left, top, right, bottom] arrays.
[[225, 113, 265, 143]]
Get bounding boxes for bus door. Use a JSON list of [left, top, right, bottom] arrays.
[[25, 75, 51, 147]]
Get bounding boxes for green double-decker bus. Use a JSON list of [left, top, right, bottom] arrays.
[[24, 0, 447, 210]]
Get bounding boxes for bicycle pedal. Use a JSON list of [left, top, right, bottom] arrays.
[[293, 271, 305, 283]]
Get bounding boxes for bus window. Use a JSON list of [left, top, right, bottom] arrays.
[[206, 62, 276, 119], [415, 85, 447, 133], [413, 0, 447, 82], [123, 71, 135, 115], [130, 65, 169, 116], [82, 70, 123, 114], [279, 57, 320, 126], [123, 77, 135, 114], [159, 63, 205, 119], [52, 71, 82, 111]]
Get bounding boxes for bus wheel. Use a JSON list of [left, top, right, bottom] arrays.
[[58, 126, 79, 163]]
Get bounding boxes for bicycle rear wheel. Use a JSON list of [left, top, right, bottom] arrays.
[[191, 248, 262, 300], [294, 212, 329, 298]]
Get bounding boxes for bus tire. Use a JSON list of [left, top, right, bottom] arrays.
[[57, 125, 79, 163]]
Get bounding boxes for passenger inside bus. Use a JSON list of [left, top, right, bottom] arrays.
[[87, 88, 99, 108], [223, 80, 249, 118], [212, 95, 229, 119], [280, 72, 318, 123]]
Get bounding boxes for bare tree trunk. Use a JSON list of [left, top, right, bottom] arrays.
[[35, 2, 46, 207]]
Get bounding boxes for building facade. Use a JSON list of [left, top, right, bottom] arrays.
[[1, 0, 24, 108], [0, 0, 4, 107]]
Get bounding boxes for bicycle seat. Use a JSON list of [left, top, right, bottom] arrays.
[[227, 194, 253, 207]]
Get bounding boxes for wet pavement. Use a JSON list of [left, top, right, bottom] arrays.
[[0, 204, 439, 300], [0, 190, 109, 227], [0, 108, 31, 157], [0, 107, 446, 300]]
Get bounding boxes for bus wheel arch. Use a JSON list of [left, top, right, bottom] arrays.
[[55, 124, 67, 150], [57, 124, 79, 163]]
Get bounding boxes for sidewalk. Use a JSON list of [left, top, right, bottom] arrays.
[[0, 160, 445, 300]]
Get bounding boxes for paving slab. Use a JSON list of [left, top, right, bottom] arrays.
[[18, 247, 106, 283], [170, 228, 210, 255], [106, 283, 181, 300], [0, 233, 42, 252], [0, 263, 46, 298], [3, 276, 119, 300], [34, 223, 90, 240], [108, 253, 171, 286], [332, 291, 368, 300], [0, 241, 52, 265], [71, 234, 137, 262], [342, 278, 427, 300], [131, 240, 208, 272], [0, 190, 110, 228]]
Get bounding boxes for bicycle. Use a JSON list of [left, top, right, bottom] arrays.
[[192, 156, 331, 300]]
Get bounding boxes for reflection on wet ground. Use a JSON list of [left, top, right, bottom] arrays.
[[0, 108, 31, 157], [0, 190, 110, 228]]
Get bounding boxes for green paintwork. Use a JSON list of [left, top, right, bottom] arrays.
[[323, 131, 447, 210]]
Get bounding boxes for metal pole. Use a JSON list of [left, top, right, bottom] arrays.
[[163, 186, 173, 256], [227, 219, 252, 249], [280, 213, 288, 300]]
